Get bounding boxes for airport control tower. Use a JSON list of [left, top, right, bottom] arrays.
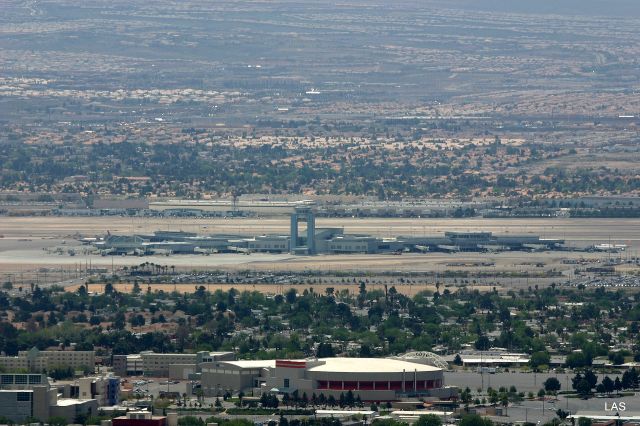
[[290, 202, 316, 255]]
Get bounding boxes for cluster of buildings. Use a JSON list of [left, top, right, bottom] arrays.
[[0, 373, 103, 423], [200, 356, 453, 401], [95, 206, 564, 256], [146, 197, 495, 218], [112, 351, 235, 378], [0, 348, 120, 423], [0, 345, 455, 421], [0, 347, 95, 374], [113, 350, 454, 403]]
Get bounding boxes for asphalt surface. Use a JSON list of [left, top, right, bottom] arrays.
[[446, 371, 640, 422]]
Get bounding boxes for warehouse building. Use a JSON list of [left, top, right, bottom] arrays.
[[443, 350, 530, 367], [201, 360, 275, 396]]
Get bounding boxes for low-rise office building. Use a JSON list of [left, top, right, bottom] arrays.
[[79, 374, 120, 406], [113, 354, 144, 377], [114, 351, 234, 377], [0, 348, 95, 374], [26, 349, 95, 371], [141, 352, 198, 377]]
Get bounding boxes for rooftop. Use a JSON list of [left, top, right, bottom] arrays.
[[56, 398, 95, 406], [309, 358, 441, 373], [219, 360, 276, 369]]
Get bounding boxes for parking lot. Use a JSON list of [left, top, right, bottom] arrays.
[[446, 371, 640, 421]]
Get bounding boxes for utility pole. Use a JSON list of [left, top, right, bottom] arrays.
[[480, 351, 484, 391], [566, 375, 569, 410]]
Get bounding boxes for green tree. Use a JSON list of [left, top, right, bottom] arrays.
[[500, 393, 509, 415], [453, 354, 463, 366], [415, 414, 442, 426], [285, 289, 297, 304], [576, 379, 592, 398], [327, 395, 337, 408], [614, 377, 623, 393], [460, 387, 473, 412], [371, 420, 408, 426], [459, 414, 493, 426], [601, 376, 614, 395], [566, 352, 588, 369], [317, 342, 335, 358], [584, 370, 598, 389], [345, 390, 355, 408], [48, 417, 68, 426], [544, 377, 561, 395], [530, 351, 550, 370], [178, 417, 205, 426], [474, 335, 490, 351], [104, 283, 114, 295]]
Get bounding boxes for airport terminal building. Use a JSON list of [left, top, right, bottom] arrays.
[[93, 202, 564, 256], [201, 357, 454, 402]]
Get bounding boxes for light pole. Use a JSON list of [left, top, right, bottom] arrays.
[[480, 351, 484, 391], [566, 375, 569, 410]]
